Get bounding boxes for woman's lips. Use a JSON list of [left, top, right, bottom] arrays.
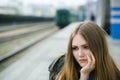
[[79, 59, 87, 63]]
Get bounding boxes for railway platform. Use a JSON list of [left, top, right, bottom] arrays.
[[0, 22, 120, 80]]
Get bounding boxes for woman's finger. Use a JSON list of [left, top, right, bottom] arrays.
[[86, 53, 92, 67], [89, 52, 95, 66]]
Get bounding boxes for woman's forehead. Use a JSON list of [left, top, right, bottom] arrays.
[[72, 34, 87, 46]]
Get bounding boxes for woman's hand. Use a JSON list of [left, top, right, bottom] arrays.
[[80, 52, 95, 79]]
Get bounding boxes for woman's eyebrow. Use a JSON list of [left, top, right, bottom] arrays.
[[72, 44, 88, 47], [81, 44, 88, 46], [72, 45, 77, 47]]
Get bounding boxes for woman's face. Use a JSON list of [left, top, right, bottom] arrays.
[[72, 34, 93, 67]]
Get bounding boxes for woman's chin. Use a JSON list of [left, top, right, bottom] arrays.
[[80, 63, 87, 67]]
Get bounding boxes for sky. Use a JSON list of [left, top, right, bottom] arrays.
[[23, 0, 87, 5], [22, 0, 87, 8], [0, 0, 87, 9], [0, 0, 88, 16]]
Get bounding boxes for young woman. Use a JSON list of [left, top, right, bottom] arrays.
[[49, 21, 120, 80]]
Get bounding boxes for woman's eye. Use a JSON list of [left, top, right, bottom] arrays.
[[72, 47, 78, 50], [83, 46, 89, 49]]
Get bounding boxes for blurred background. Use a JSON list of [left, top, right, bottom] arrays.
[[0, 0, 112, 34], [0, 0, 120, 80]]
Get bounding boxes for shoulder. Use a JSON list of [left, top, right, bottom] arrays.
[[48, 54, 65, 80], [49, 54, 65, 72]]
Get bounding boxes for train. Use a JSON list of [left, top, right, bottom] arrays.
[[55, 9, 71, 28], [55, 9, 80, 29], [55, 7, 86, 29]]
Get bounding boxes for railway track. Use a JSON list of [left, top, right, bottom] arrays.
[[0, 22, 40, 32], [0, 22, 59, 61], [0, 22, 55, 43]]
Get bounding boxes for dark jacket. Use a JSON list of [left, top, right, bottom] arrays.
[[48, 55, 65, 80]]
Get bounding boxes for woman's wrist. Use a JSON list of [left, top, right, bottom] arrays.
[[80, 73, 90, 80], [79, 78, 90, 80]]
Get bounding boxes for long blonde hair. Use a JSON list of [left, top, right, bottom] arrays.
[[55, 21, 120, 80]]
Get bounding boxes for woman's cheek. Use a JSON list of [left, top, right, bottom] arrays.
[[83, 49, 90, 54]]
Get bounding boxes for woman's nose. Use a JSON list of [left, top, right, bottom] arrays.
[[78, 49, 84, 57]]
